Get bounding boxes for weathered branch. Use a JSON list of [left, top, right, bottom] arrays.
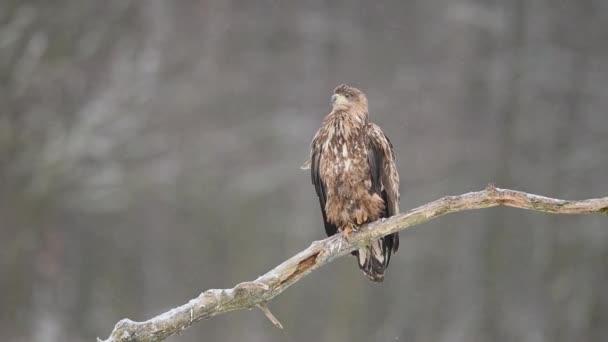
[[99, 185, 608, 342]]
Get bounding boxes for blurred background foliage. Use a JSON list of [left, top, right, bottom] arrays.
[[1, 1, 608, 341]]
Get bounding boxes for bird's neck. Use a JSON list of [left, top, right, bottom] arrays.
[[330, 107, 368, 125], [324, 109, 368, 140]]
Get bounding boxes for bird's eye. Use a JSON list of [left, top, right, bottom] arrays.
[[345, 94, 351, 99]]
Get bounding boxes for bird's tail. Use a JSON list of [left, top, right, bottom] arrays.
[[355, 233, 399, 282]]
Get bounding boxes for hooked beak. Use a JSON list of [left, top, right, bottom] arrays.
[[331, 94, 348, 109]]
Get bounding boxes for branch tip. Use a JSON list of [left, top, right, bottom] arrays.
[[257, 304, 284, 329]]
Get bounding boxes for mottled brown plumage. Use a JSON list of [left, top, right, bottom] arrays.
[[305, 84, 400, 282]]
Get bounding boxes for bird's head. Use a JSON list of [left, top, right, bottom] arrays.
[[331, 84, 368, 115]]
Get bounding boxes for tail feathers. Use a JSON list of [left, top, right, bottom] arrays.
[[356, 234, 398, 282]]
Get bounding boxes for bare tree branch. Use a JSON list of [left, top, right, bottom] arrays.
[[98, 185, 608, 342]]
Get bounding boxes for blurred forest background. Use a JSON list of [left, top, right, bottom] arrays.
[[2, 1, 608, 341]]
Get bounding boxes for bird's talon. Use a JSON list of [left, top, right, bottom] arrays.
[[342, 224, 354, 241]]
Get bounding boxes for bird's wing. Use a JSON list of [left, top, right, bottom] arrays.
[[310, 132, 338, 237], [366, 122, 400, 256], [367, 122, 400, 216]]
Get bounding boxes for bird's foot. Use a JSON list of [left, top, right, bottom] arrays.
[[342, 224, 356, 241]]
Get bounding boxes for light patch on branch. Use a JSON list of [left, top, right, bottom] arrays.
[[99, 186, 608, 342]]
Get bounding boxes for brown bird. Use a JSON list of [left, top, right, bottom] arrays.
[[304, 84, 400, 282]]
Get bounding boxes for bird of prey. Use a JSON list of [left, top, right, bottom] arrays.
[[303, 84, 400, 282]]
